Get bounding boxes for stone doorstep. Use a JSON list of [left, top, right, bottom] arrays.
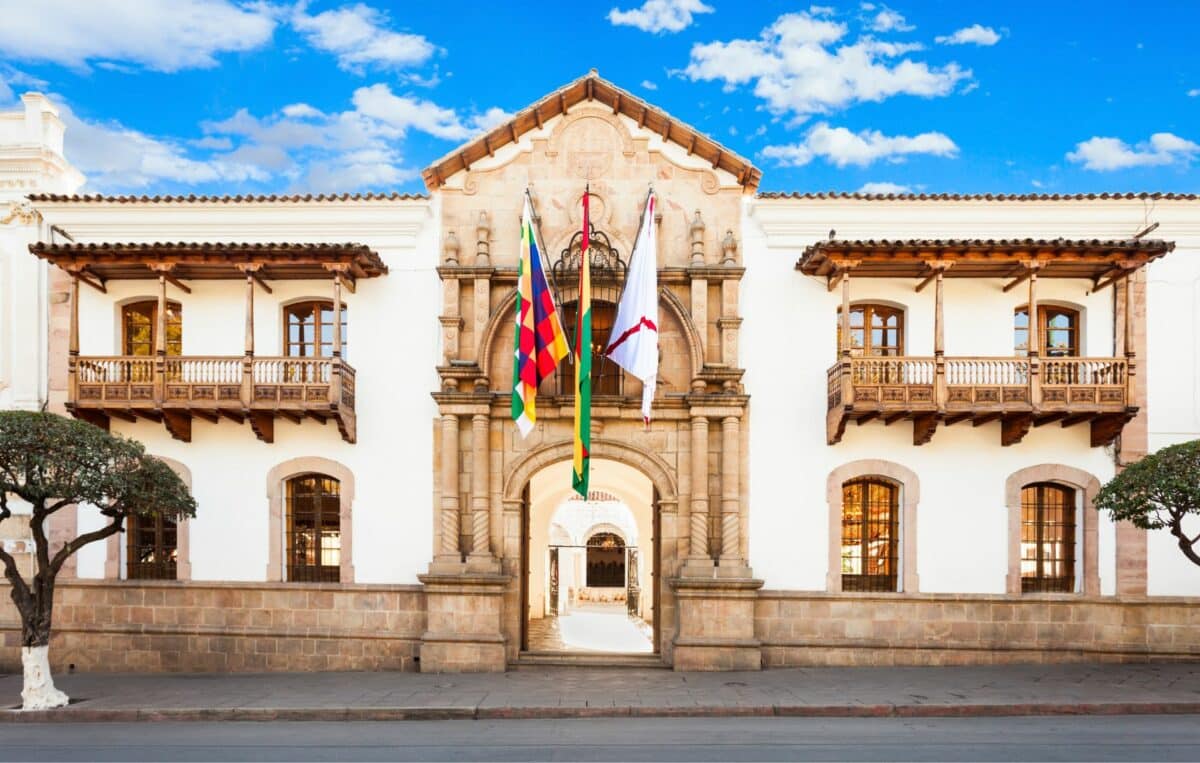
[[4, 701, 1200, 724]]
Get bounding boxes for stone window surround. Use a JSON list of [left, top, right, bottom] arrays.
[[826, 459, 919, 594], [105, 455, 192, 580], [266, 456, 355, 583], [1004, 464, 1100, 595]]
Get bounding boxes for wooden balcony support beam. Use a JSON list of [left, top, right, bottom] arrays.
[[1061, 412, 1093, 427], [1002, 270, 1032, 293], [1000, 413, 1032, 446], [1034, 412, 1067, 427], [74, 268, 107, 294], [856, 411, 879, 425], [161, 272, 192, 295], [108, 408, 136, 423], [278, 410, 302, 424], [249, 411, 274, 443], [218, 409, 244, 424], [973, 412, 1003, 427], [1091, 412, 1133, 447], [162, 410, 192, 442], [944, 412, 972, 425], [883, 412, 906, 426], [912, 413, 938, 446]]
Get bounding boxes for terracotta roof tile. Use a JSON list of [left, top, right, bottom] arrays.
[[757, 191, 1200, 201], [27, 192, 428, 204]]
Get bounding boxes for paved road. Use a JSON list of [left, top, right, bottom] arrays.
[[0, 716, 1197, 761]]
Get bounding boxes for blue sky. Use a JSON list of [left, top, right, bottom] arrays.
[[0, 0, 1197, 196]]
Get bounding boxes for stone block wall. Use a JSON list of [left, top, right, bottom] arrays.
[[0, 580, 426, 672], [756, 592, 1200, 667]]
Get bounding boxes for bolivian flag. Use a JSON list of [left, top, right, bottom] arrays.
[[512, 194, 569, 437], [572, 188, 592, 497]]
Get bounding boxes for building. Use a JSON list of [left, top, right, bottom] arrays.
[[1, 72, 1198, 673]]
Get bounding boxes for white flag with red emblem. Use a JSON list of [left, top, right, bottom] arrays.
[[605, 192, 659, 424]]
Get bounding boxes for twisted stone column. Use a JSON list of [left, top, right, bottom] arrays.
[[690, 414, 709, 560], [720, 416, 740, 562], [440, 413, 460, 556], [471, 413, 490, 555]]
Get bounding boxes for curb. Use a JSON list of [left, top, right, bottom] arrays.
[[3, 702, 1199, 723]]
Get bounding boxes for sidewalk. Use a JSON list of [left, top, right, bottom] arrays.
[[3, 662, 1199, 722]]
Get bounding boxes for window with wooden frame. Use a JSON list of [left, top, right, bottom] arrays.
[[284, 301, 348, 360], [841, 478, 899, 592], [558, 299, 622, 395], [837, 304, 904, 357], [286, 473, 341, 583], [1020, 482, 1076, 593], [125, 513, 177, 580], [122, 300, 183, 357], [1014, 306, 1079, 357]]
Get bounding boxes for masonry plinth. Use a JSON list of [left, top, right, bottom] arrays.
[[670, 576, 763, 671], [418, 573, 510, 673]]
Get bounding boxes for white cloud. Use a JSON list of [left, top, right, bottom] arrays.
[[642, 79, 658, 90], [1188, 88, 1200, 97], [291, 2, 435, 73], [59, 104, 267, 190], [0, 0, 276, 72], [1066, 133, 1200, 171], [936, 24, 1000, 46], [680, 11, 971, 119], [870, 8, 914, 33], [608, 0, 714, 34], [763, 122, 958, 167], [809, 5, 835, 16], [351, 83, 503, 141], [858, 181, 911, 194]]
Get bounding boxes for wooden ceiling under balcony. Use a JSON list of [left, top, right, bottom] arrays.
[[29, 241, 388, 283], [796, 238, 1174, 282]]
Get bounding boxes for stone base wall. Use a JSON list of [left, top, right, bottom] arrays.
[[0, 580, 426, 672], [756, 592, 1200, 667]]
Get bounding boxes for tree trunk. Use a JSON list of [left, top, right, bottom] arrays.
[[1169, 516, 1200, 567], [20, 645, 68, 710]]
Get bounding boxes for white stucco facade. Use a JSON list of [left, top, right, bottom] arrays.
[[1, 86, 1199, 649]]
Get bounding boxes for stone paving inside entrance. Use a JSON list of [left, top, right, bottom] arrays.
[[527, 602, 653, 653]]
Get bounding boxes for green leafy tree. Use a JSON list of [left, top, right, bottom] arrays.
[[1095, 439, 1200, 567], [0, 412, 195, 710]]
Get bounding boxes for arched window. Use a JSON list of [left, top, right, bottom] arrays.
[[841, 478, 898, 592], [586, 532, 625, 587], [1020, 482, 1076, 593], [286, 473, 341, 582], [559, 299, 622, 395], [126, 513, 177, 580], [285, 301, 348, 360], [122, 300, 182, 356], [1014, 306, 1079, 357], [837, 304, 904, 357]]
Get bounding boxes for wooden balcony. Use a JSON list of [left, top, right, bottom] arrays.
[[826, 356, 1134, 447], [69, 355, 356, 443]]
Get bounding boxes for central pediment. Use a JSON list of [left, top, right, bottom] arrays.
[[421, 70, 761, 191]]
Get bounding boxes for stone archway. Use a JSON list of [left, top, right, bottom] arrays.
[[502, 438, 679, 663]]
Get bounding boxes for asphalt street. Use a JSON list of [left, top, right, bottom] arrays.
[[0, 715, 1197, 761]]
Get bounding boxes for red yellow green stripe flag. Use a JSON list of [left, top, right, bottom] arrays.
[[572, 187, 592, 497], [512, 193, 569, 437]]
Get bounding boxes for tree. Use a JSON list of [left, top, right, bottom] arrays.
[[0, 412, 195, 710], [1095, 439, 1200, 568]]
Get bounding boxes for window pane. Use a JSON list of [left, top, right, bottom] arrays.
[[842, 479, 898, 592]]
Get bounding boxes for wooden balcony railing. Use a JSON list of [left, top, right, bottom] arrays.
[[69, 355, 357, 444], [827, 355, 1134, 447]]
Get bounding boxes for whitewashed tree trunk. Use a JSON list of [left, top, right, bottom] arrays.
[[20, 645, 68, 710]]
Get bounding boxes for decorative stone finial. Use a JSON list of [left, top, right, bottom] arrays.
[[721, 229, 738, 265], [689, 210, 705, 266], [475, 211, 491, 266], [443, 230, 460, 265]]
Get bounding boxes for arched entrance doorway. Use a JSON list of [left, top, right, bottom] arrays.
[[519, 457, 660, 657]]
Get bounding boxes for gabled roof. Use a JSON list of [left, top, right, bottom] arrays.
[[421, 70, 761, 192]]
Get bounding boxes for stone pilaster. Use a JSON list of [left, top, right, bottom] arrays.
[[669, 577, 762, 671], [432, 413, 462, 571], [418, 572, 510, 673], [719, 415, 741, 567], [467, 413, 499, 572], [682, 413, 711, 575]]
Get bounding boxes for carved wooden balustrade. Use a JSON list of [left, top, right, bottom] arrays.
[[70, 355, 357, 444], [826, 355, 1132, 447]]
